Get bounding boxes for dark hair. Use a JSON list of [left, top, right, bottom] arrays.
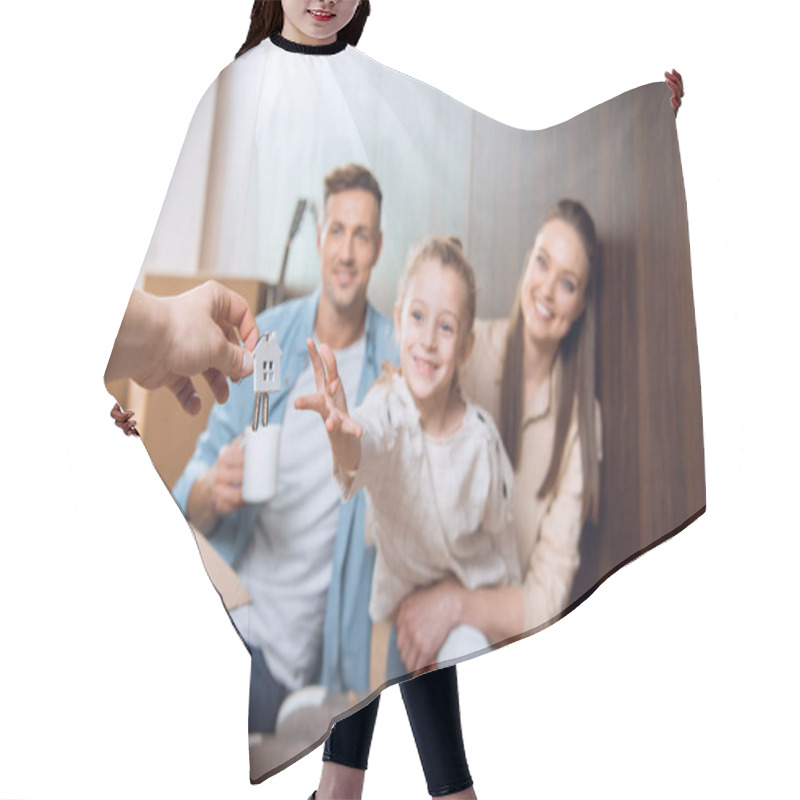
[[236, 1, 371, 59], [323, 163, 383, 218], [499, 199, 601, 524]]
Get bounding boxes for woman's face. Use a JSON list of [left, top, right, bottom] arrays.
[[280, 0, 360, 46], [520, 218, 590, 348]]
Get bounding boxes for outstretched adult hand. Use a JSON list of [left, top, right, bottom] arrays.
[[106, 281, 259, 422], [665, 68, 684, 115], [294, 339, 362, 471]]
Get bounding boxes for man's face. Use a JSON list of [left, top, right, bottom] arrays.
[[317, 188, 382, 317]]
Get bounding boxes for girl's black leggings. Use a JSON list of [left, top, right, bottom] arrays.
[[322, 665, 473, 797]]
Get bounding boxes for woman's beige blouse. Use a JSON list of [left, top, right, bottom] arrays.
[[460, 319, 602, 632]]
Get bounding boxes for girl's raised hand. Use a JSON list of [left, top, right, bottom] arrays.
[[295, 339, 363, 470], [295, 338, 359, 431]]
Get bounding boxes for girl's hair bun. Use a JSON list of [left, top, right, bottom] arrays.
[[447, 236, 464, 251]]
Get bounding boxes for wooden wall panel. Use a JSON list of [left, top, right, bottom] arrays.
[[569, 85, 705, 604], [446, 83, 705, 606]]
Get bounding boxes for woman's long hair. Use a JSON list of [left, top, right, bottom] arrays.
[[499, 199, 601, 525], [236, 1, 371, 58]]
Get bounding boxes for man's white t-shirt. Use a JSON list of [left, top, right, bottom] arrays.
[[230, 335, 366, 691]]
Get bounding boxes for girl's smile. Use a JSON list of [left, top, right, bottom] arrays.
[[412, 354, 440, 376], [308, 8, 335, 22], [281, 1, 360, 46]]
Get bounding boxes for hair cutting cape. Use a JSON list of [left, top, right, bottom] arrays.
[[109, 34, 704, 782]]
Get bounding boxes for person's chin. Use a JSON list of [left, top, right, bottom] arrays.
[[524, 319, 551, 343], [336, 294, 361, 314], [327, 286, 359, 314], [405, 371, 443, 403]]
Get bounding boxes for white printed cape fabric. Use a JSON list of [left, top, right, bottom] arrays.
[[109, 33, 704, 782]]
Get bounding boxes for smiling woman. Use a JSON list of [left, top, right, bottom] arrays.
[[505, 200, 600, 505], [520, 219, 590, 355]]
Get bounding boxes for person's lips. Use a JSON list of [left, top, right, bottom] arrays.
[[412, 355, 438, 376], [308, 8, 335, 22], [334, 267, 356, 287], [533, 299, 554, 321]]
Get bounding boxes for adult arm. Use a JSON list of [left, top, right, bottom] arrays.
[[395, 578, 525, 672], [104, 281, 258, 413]]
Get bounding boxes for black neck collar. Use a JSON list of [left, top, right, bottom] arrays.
[[270, 33, 347, 56]]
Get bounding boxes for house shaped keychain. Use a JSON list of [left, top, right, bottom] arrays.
[[243, 331, 283, 504], [251, 331, 282, 431]]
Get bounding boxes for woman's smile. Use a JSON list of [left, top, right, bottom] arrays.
[[532, 299, 555, 321]]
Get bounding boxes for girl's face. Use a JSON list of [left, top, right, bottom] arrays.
[[520, 218, 590, 349], [281, 0, 361, 46], [395, 259, 474, 408]]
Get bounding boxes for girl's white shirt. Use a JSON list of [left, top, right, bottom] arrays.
[[337, 372, 521, 624]]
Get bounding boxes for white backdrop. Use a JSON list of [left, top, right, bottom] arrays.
[[1, 1, 797, 798]]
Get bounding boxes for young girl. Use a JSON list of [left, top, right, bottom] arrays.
[[297, 236, 521, 669]]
